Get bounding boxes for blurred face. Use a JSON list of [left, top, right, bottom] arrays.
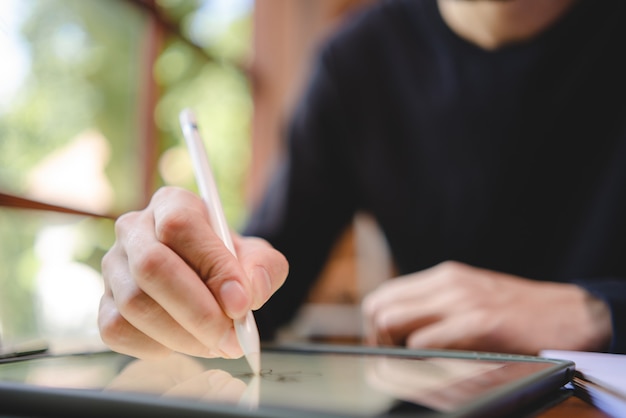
[[438, 0, 577, 49]]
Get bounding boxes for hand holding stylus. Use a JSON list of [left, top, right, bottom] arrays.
[[98, 186, 288, 360]]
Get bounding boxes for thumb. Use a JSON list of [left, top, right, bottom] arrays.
[[234, 235, 289, 310]]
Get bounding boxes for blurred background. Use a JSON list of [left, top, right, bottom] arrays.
[[0, 0, 379, 352]]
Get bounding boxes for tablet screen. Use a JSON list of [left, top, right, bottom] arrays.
[[0, 347, 569, 417]]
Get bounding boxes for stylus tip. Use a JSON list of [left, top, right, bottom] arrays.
[[247, 351, 261, 375]]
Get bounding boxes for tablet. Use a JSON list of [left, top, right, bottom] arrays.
[[0, 343, 574, 417]]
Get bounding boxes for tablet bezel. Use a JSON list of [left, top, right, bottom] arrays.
[[0, 343, 575, 418]]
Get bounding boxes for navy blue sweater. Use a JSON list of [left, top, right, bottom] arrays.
[[245, 0, 626, 353]]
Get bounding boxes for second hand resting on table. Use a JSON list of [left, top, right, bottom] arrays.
[[362, 261, 612, 354], [99, 187, 612, 359]]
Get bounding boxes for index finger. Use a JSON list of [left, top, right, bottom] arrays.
[[151, 187, 253, 319]]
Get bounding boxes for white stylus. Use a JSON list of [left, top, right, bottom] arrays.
[[179, 108, 261, 375]]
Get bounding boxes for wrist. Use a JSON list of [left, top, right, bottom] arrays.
[[580, 288, 612, 351]]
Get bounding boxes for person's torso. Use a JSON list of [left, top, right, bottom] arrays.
[[327, 0, 626, 280]]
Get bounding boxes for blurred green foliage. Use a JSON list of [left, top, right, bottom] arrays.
[[0, 0, 253, 343]]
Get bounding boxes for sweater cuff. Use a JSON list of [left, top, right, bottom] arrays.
[[575, 279, 626, 354]]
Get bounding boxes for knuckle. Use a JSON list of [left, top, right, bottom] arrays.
[[437, 260, 463, 274], [132, 245, 168, 284], [434, 260, 468, 284], [153, 185, 188, 200], [152, 185, 179, 203], [155, 210, 195, 244], [114, 211, 140, 237], [152, 186, 170, 200]]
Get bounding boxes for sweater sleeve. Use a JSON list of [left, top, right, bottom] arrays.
[[242, 48, 357, 341], [575, 279, 626, 354]]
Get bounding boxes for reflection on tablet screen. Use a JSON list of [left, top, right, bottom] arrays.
[[0, 349, 557, 416]]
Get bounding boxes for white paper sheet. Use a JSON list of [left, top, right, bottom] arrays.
[[540, 350, 626, 418]]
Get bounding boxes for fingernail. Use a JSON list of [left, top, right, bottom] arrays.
[[219, 280, 249, 318]]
